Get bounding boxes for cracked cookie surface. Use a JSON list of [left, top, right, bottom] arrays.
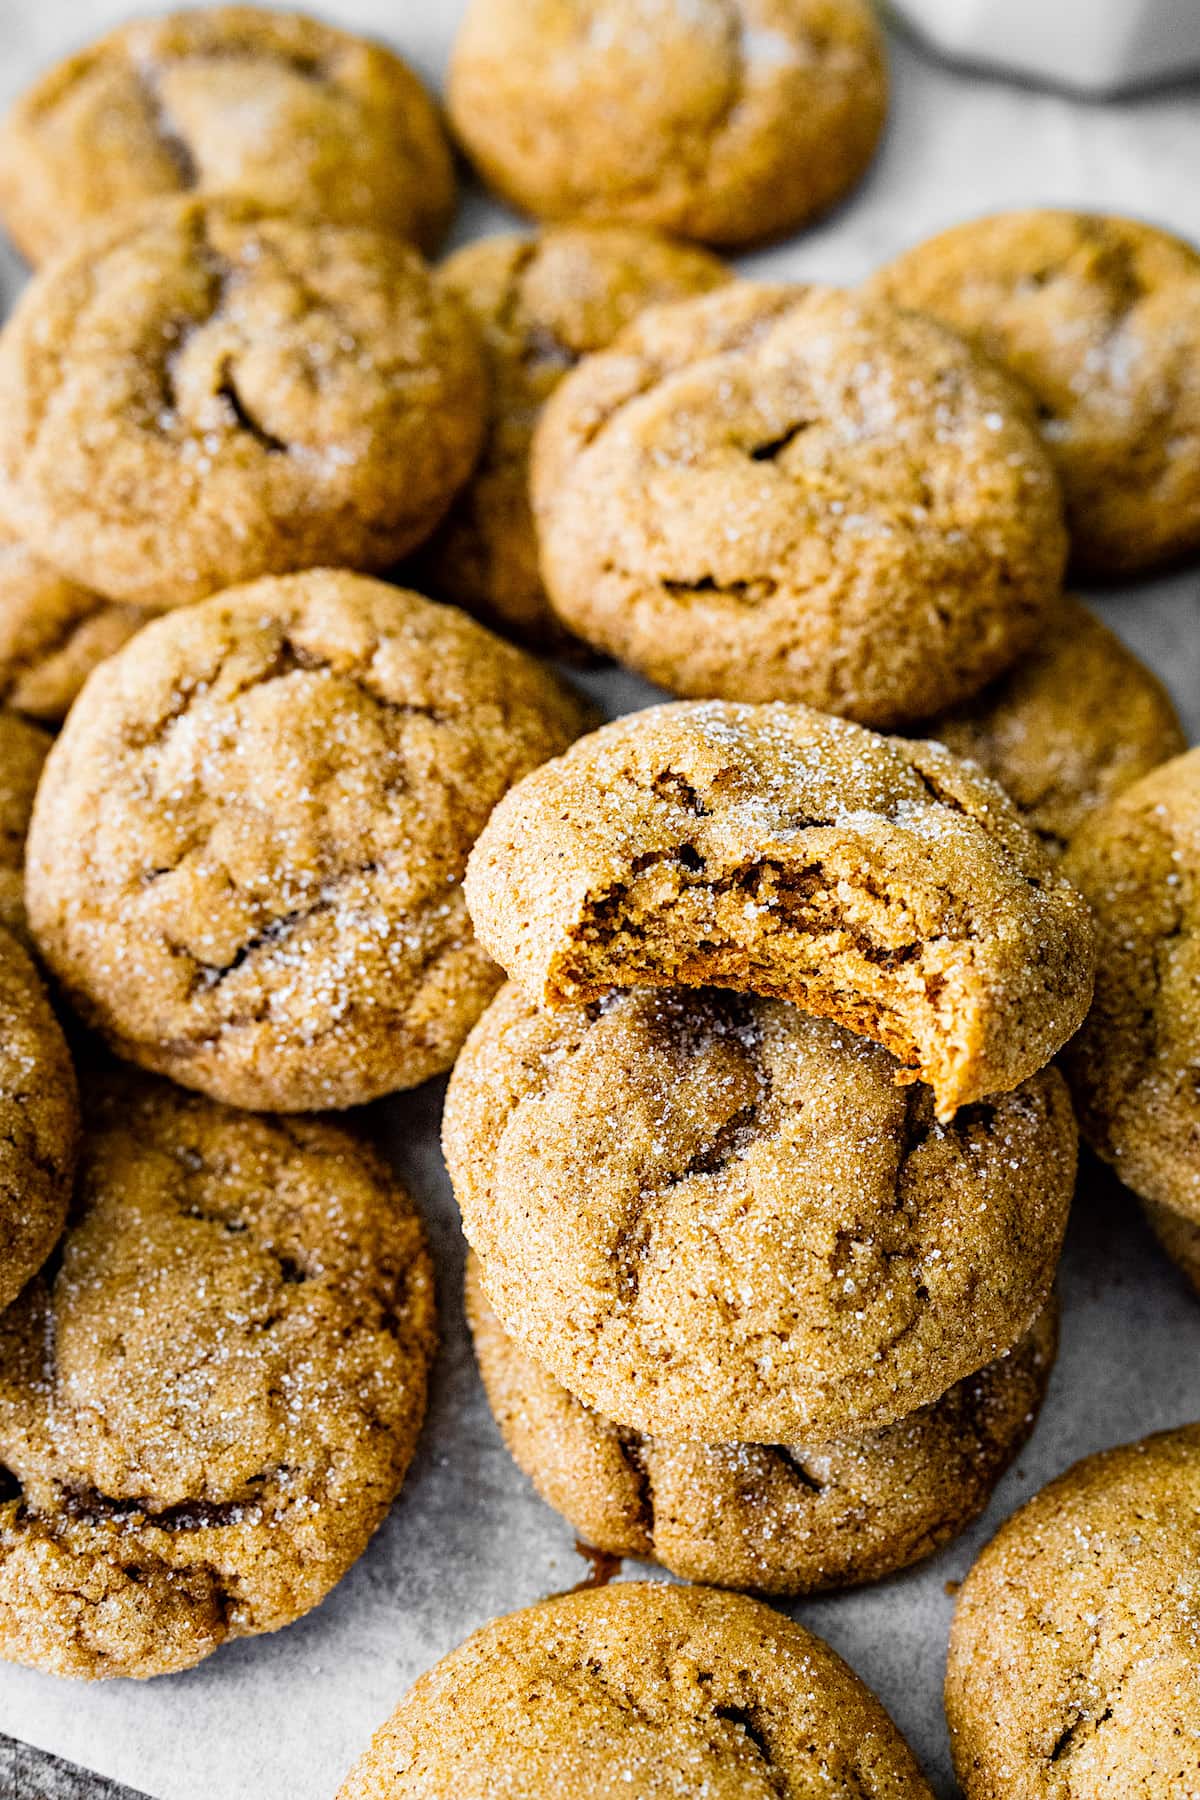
[[444, 984, 1075, 1440], [0, 5, 455, 265], [0, 1071, 436, 1681], [0, 708, 51, 945], [338, 1581, 933, 1799], [0, 197, 486, 609], [467, 1252, 1057, 1594], [946, 1424, 1200, 1800], [465, 701, 1096, 1120], [869, 210, 1200, 577], [26, 570, 591, 1111]]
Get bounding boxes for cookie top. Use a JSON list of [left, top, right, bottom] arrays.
[[0, 707, 51, 944], [0, 524, 148, 724], [928, 594, 1186, 855], [421, 225, 728, 645], [0, 1072, 436, 1680], [946, 1425, 1200, 1800], [447, 0, 888, 248], [0, 5, 455, 265], [26, 571, 591, 1112], [1062, 748, 1200, 1221], [339, 1582, 933, 1800], [532, 283, 1067, 724], [869, 210, 1200, 576], [467, 1253, 1058, 1595], [465, 701, 1096, 1120], [1143, 1201, 1200, 1299], [444, 983, 1075, 1440], [0, 198, 486, 609]]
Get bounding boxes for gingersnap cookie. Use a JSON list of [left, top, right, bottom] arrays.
[[0, 197, 485, 610], [420, 225, 728, 645], [339, 1582, 934, 1799], [928, 594, 1186, 855], [869, 211, 1200, 577], [1143, 1202, 1200, 1298], [0, 708, 50, 944], [444, 984, 1075, 1442], [0, 6, 455, 266], [946, 1424, 1200, 1799], [447, 0, 887, 249], [26, 571, 591, 1112], [465, 702, 1096, 1120], [467, 1252, 1058, 1595], [531, 284, 1066, 723], [1062, 748, 1200, 1222]]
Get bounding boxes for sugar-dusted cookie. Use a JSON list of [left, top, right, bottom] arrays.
[[0, 708, 51, 944], [1144, 1201, 1200, 1298], [0, 525, 148, 724]]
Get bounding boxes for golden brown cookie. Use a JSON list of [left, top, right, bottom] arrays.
[[467, 1253, 1059, 1595], [0, 6, 455, 266], [465, 702, 1096, 1120], [420, 225, 728, 645], [869, 211, 1200, 577], [447, 0, 888, 249], [1143, 1201, 1200, 1298], [0, 197, 485, 610], [444, 984, 1076, 1442], [946, 1425, 1200, 1799], [1062, 748, 1200, 1222], [339, 1581, 934, 1799], [927, 594, 1186, 855], [0, 1072, 435, 1681], [531, 284, 1067, 723], [0, 708, 50, 944], [26, 571, 591, 1112], [0, 524, 148, 725]]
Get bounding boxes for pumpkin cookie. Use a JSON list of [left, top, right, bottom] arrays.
[[467, 1253, 1058, 1595], [420, 225, 728, 645], [928, 595, 1185, 855], [869, 211, 1200, 576], [0, 709, 51, 944], [339, 1582, 933, 1800], [0, 525, 149, 724], [444, 984, 1076, 1441], [946, 1425, 1200, 1799], [532, 284, 1066, 723], [447, 0, 888, 249], [0, 6, 455, 265], [0, 1072, 435, 1680], [465, 703, 1096, 1120], [26, 571, 591, 1112], [1143, 1202, 1200, 1298], [0, 197, 485, 609], [1062, 748, 1200, 1221]]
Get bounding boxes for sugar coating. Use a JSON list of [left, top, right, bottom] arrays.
[[0, 707, 51, 946]]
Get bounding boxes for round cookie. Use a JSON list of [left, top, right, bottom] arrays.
[[0, 197, 486, 610], [464, 702, 1096, 1120], [0, 525, 149, 725], [1143, 1201, 1200, 1298], [467, 1253, 1059, 1595], [1062, 748, 1200, 1222], [0, 6, 455, 266], [869, 211, 1200, 577], [946, 1425, 1200, 1799], [26, 571, 591, 1112], [444, 983, 1076, 1442], [339, 1582, 934, 1799], [927, 594, 1186, 855], [420, 225, 728, 645], [0, 708, 51, 944], [0, 1072, 436, 1681], [447, 0, 888, 249], [531, 284, 1067, 724]]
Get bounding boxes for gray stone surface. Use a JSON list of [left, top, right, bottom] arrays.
[[0, 1733, 150, 1800]]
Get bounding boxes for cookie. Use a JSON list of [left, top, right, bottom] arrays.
[[928, 594, 1186, 855], [869, 211, 1200, 576], [467, 1252, 1058, 1595], [0, 6, 455, 265], [1143, 1201, 1200, 1298], [464, 702, 1096, 1120], [444, 983, 1076, 1441], [0, 708, 51, 943], [26, 571, 591, 1112], [0, 929, 78, 1315], [0, 197, 486, 609], [339, 1581, 933, 1799], [420, 225, 728, 645], [946, 1425, 1200, 1799], [0, 524, 149, 724], [0, 1072, 436, 1681], [532, 284, 1067, 723], [447, 0, 888, 249], [1062, 748, 1200, 1221]]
